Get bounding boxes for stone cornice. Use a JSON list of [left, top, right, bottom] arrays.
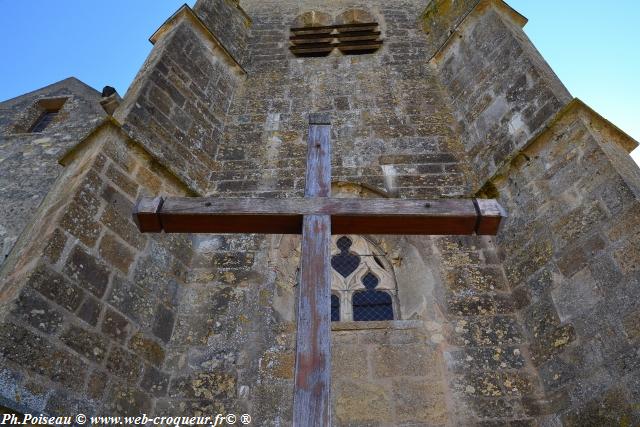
[[149, 4, 246, 76], [478, 98, 639, 193], [58, 116, 199, 196], [428, 0, 527, 63]]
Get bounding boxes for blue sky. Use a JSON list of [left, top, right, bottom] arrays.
[[0, 1, 638, 163]]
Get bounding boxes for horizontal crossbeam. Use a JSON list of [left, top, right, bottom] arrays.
[[132, 197, 506, 236]]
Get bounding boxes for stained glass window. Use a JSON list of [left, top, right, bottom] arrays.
[[329, 236, 396, 322]]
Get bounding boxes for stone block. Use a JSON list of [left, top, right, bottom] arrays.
[[371, 344, 440, 379], [468, 397, 522, 420], [105, 164, 138, 198], [107, 276, 156, 329], [27, 264, 84, 312], [450, 316, 523, 347], [561, 387, 636, 427], [169, 371, 236, 400], [99, 232, 136, 274], [106, 346, 142, 383], [0, 323, 87, 391], [260, 351, 294, 380], [332, 344, 368, 381], [59, 202, 101, 248], [72, 170, 103, 216], [128, 332, 165, 367], [539, 356, 577, 392], [101, 184, 134, 218], [102, 307, 132, 344], [60, 325, 108, 363], [104, 383, 151, 416], [12, 288, 64, 334], [135, 167, 162, 194], [452, 372, 503, 397], [529, 325, 575, 366], [613, 238, 640, 274], [551, 268, 602, 322], [392, 378, 448, 424], [334, 380, 393, 425], [100, 203, 146, 251], [445, 347, 525, 373], [87, 370, 108, 400], [152, 305, 175, 343], [77, 296, 102, 327], [140, 366, 170, 397], [551, 203, 607, 251], [43, 228, 67, 264], [63, 245, 110, 298]]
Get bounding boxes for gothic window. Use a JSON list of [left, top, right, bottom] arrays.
[[331, 294, 340, 321], [330, 235, 397, 322], [352, 273, 394, 321]]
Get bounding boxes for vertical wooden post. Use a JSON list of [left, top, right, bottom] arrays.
[[293, 113, 332, 427]]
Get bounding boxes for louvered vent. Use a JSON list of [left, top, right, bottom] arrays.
[[290, 22, 383, 57]]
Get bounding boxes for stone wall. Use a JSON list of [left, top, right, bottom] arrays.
[[489, 101, 640, 425], [115, 6, 247, 194], [431, 0, 572, 189], [332, 321, 448, 426], [0, 78, 105, 267], [193, 0, 251, 65], [216, 0, 471, 199], [435, 234, 541, 425], [0, 124, 192, 416]]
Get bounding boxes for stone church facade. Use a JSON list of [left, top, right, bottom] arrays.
[[1, 0, 639, 425]]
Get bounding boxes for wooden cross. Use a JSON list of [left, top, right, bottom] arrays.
[[133, 113, 506, 427]]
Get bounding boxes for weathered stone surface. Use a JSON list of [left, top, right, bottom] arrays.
[[334, 380, 393, 425], [0, 322, 87, 390], [0, 78, 106, 267], [102, 307, 131, 344], [99, 232, 135, 274], [371, 344, 440, 378], [77, 296, 102, 327], [64, 245, 110, 298], [106, 346, 143, 383], [12, 289, 64, 333], [87, 370, 108, 400], [128, 332, 165, 367], [152, 305, 175, 344], [169, 371, 236, 400], [0, 0, 638, 424], [60, 325, 108, 363], [26, 264, 84, 312], [392, 379, 448, 425], [140, 366, 170, 397]]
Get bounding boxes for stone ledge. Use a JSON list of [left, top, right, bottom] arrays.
[[427, 0, 527, 62], [479, 98, 640, 192], [331, 320, 423, 331], [149, 4, 246, 75], [57, 117, 198, 197]]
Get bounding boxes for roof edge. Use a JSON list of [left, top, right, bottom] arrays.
[[149, 4, 246, 75]]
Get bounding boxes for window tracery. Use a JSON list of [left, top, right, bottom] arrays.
[[330, 235, 396, 321]]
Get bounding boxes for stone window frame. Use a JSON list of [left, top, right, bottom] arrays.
[[9, 97, 68, 135], [330, 235, 399, 322]]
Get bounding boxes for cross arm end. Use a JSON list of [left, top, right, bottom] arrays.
[[133, 196, 164, 233], [475, 198, 508, 235]]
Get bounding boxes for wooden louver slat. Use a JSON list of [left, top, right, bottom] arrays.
[[289, 22, 383, 57]]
